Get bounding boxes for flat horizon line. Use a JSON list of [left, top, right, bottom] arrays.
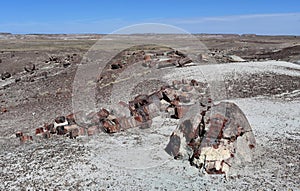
[[1, 32, 299, 37]]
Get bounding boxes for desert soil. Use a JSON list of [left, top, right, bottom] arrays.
[[0, 33, 299, 190]]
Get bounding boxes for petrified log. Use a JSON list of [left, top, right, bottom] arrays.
[[35, 127, 44, 135], [15, 77, 255, 178], [165, 101, 256, 176], [101, 118, 120, 133], [20, 135, 33, 143]]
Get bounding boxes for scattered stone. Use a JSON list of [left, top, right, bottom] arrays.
[[1, 72, 11, 80], [144, 54, 151, 61], [54, 116, 67, 125], [66, 113, 76, 125], [177, 57, 192, 66], [35, 127, 44, 135], [20, 135, 33, 143], [45, 123, 56, 134], [49, 56, 59, 62], [15, 131, 23, 138], [56, 126, 67, 135], [69, 128, 79, 139], [1, 107, 8, 113], [111, 64, 121, 70], [63, 62, 71, 68], [228, 55, 246, 62], [43, 131, 51, 139], [101, 119, 120, 133], [97, 108, 110, 120], [24, 62, 36, 73], [15, 78, 255, 178], [64, 124, 78, 132]]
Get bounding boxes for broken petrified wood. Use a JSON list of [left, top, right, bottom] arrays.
[[102, 121, 116, 133], [165, 101, 256, 176], [128, 94, 153, 127], [69, 128, 79, 139], [16, 131, 23, 138], [15, 78, 255, 177], [101, 118, 120, 133], [20, 135, 33, 143], [54, 116, 66, 124], [54, 116, 68, 135], [177, 57, 192, 67], [56, 126, 67, 135], [66, 125, 85, 139], [64, 124, 79, 132], [45, 123, 56, 134], [35, 127, 44, 135], [66, 113, 76, 125], [144, 54, 151, 61], [118, 116, 142, 130], [97, 108, 110, 120], [174, 105, 191, 119], [43, 131, 51, 139]]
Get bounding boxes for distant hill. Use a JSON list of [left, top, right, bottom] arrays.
[[0, 32, 12, 35]]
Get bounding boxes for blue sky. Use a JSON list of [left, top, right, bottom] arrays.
[[0, 0, 299, 34]]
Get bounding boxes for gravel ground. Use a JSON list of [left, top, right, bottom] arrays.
[[1, 59, 299, 190]]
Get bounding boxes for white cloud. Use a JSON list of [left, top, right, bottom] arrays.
[[160, 13, 300, 35], [161, 13, 300, 24]]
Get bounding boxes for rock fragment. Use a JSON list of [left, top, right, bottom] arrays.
[[35, 127, 44, 135], [1, 72, 11, 80], [45, 123, 56, 134], [20, 135, 33, 143], [43, 131, 51, 139], [15, 131, 23, 138], [24, 62, 36, 73], [101, 118, 120, 133], [69, 128, 79, 139], [1, 107, 8, 113]]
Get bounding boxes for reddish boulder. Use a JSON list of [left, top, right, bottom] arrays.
[[97, 108, 110, 120], [35, 127, 44, 135], [101, 117, 120, 133], [165, 101, 256, 176], [20, 135, 33, 143]]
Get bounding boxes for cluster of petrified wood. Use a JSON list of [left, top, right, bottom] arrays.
[[16, 79, 255, 176]]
